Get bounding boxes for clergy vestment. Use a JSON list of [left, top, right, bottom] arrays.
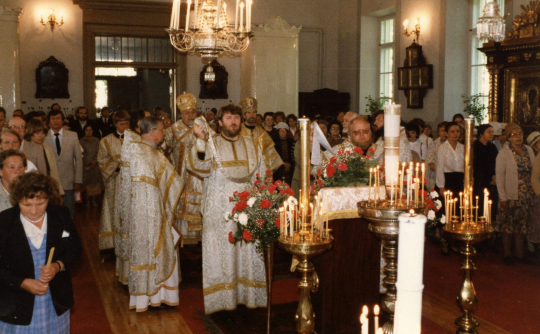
[[164, 120, 204, 244], [187, 133, 268, 314], [97, 132, 123, 250], [124, 136, 184, 311], [372, 127, 413, 165], [115, 130, 141, 285], [241, 124, 283, 172]]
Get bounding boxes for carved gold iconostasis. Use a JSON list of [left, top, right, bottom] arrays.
[[480, 0, 540, 134]]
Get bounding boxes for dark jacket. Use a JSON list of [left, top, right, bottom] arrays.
[[69, 118, 101, 140], [0, 205, 82, 325]]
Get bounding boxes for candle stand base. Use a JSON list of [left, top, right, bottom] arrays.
[[279, 236, 333, 334], [358, 200, 425, 334], [443, 227, 493, 334]]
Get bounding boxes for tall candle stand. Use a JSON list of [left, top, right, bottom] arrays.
[[278, 117, 333, 334], [357, 102, 426, 334], [443, 118, 493, 334]]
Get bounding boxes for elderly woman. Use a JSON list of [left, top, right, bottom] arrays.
[[24, 120, 64, 197], [0, 150, 26, 212], [496, 123, 535, 265], [327, 121, 344, 147], [0, 172, 81, 332]]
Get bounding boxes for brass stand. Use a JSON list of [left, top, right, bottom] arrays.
[[279, 236, 333, 334], [358, 200, 425, 334], [443, 228, 492, 334]]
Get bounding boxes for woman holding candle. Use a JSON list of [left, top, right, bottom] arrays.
[[0, 172, 81, 333], [496, 123, 535, 265]]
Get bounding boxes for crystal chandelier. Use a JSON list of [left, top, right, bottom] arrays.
[[167, 0, 254, 63], [476, 0, 506, 42]]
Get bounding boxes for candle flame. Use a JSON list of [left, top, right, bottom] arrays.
[[362, 305, 368, 315], [409, 209, 415, 216], [403, 19, 409, 28], [377, 328, 383, 334], [374, 304, 380, 315]]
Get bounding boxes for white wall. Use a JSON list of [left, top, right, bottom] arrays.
[[7, 0, 83, 113]]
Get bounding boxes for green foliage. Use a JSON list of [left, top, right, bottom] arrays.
[[461, 94, 486, 124], [364, 95, 390, 116]]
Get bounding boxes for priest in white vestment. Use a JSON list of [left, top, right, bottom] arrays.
[[122, 117, 184, 311], [187, 104, 268, 314]]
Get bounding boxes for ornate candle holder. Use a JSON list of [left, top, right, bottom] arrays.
[[442, 118, 493, 334], [279, 117, 334, 334], [358, 199, 425, 334]]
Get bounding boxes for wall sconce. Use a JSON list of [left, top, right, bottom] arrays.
[[40, 9, 64, 31], [403, 18, 421, 44]]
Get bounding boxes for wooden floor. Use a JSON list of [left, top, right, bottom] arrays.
[[76, 204, 512, 334]]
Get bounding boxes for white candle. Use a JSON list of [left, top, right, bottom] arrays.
[[374, 304, 380, 330], [362, 305, 369, 333], [394, 210, 426, 334], [170, 0, 177, 29], [360, 314, 366, 334], [421, 163, 425, 203], [247, 0, 252, 31], [216, 0, 222, 27], [193, 0, 199, 28], [325, 195, 329, 232], [235, 0, 239, 30], [369, 168, 372, 203], [185, 0, 192, 30], [239, 2, 244, 31]]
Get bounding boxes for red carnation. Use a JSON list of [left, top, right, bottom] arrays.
[[268, 184, 277, 193], [317, 178, 323, 185], [228, 231, 235, 243], [275, 217, 280, 228], [329, 157, 337, 164], [234, 201, 248, 213], [338, 163, 348, 171], [243, 229, 252, 242], [257, 219, 265, 228], [422, 190, 428, 198], [260, 185, 267, 190], [266, 170, 271, 175], [280, 189, 286, 195], [317, 168, 322, 176], [254, 180, 261, 185], [337, 150, 344, 155], [229, 197, 232, 202], [287, 188, 295, 196], [238, 191, 250, 200], [368, 147, 375, 153], [256, 173, 260, 177], [260, 198, 272, 209], [326, 165, 336, 177], [353, 147, 364, 154], [275, 180, 282, 187]]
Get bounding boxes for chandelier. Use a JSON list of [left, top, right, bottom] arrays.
[[476, 0, 506, 42], [167, 0, 254, 63]]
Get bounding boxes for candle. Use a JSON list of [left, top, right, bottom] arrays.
[[407, 168, 411, 207], [325, 195, 329, 233], [400, 162, 405, 204], [403, 19, 409, 30], [310, 203, 314, 236], [193, 0, 199, 28], [247, 0, 252, 31], [369, 168, 372, 203], [375, 166, 380, 202], [459, 192, 463, 220], [421, 163, 425, 203], [360, 314, 366, 334], [394, 211, 427, 334], [216, 0, 222, 27], [374, 304, 380, 330], [235, 0, 239, 30], [239, 2, 244, 31], [362, 305, 369, 334], [185, 0, 191, 30], [377, 329, 383, 334], [170, 0, 177, 29]]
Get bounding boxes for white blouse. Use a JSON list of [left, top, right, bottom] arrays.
[[21, 214, 48, 249], [435, 140, 464, 188]]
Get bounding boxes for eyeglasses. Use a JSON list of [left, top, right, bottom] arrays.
[[510, 131, 523, 137], [351, 129, 370, 135], [9, 125, 25, 130]]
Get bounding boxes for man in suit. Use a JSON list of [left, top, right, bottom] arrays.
[[44, 109, 83, 218], [96, 107, 114, 137], [69, 106, 101, 140]]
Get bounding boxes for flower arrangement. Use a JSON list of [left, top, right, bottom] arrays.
[[227, 170, 295, 252], [313, 146, 378, 193], [424, 188, 447, 245]]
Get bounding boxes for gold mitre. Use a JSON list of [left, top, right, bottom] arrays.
[[240, 97, 258, 113], [176, 92, 197, 112]]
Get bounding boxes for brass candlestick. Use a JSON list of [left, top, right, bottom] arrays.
[[443, 118, 493, 334], [279, 117, 333, 334]]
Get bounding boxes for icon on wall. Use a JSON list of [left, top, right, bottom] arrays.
[[35, 56, 70, 99]]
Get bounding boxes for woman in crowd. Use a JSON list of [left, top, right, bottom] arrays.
[[0, 150, 26, 212], [262, 112, 276, 138], [496, 123, 535, 265], [0, 172, 82, 333], [327, 121, 343, 147], [79, 125, 102, 208], [424, 124, 433, 138], [426, 121, 447, 190], [286, 114, 300, 142], [317, 120, 329, 145], [25, 120, 64, 197], [436, 122, 464, 206], [528, 131, 540, 253], [473, 124, 499, 218], [405, 122, 425, 162], [273, 122, 295, 185]]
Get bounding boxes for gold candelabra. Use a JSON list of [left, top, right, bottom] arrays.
[[279, 117, 333, 334], [443, 118, 493, 334], [403, 18, 421, 44], [358, 102, 426, 334]]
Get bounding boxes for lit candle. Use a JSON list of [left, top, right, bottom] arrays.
[[403, 19, 409, 30], [407, 168, 411, 207], [235, 0, 239, 30], [400, 162, 406, 203], [360, 314, 366, 334], [239, 2, 244, 31], [475, 196, 479, 224], [374, 304, 380, 330], [325, 195, 329, 233], [310, 203, 314, 236], [488, 200, 492, 225], [185, 0, 192, 30], [391, 177, 395, 204], [376, 166, 380, 202], [369, 168, 372, 203], [362, 305, 369, 333], [377, 329, 383, 334], [421, 163, 425, 203], [459, 192, 463, 220]]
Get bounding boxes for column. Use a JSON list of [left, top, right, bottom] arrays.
[[0, 6, 23, 113]]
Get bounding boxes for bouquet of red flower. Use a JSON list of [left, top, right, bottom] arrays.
[[227, 170, 295, 252], [313, 146, 378, 193]]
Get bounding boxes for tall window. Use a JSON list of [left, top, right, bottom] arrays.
[[470, 0, 504, 122], [379, 17, 395, 99]]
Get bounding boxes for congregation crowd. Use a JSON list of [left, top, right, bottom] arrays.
[[1, 98, 539, 332]]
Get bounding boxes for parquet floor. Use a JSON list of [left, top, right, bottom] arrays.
[[75, 204, 513, 334]]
